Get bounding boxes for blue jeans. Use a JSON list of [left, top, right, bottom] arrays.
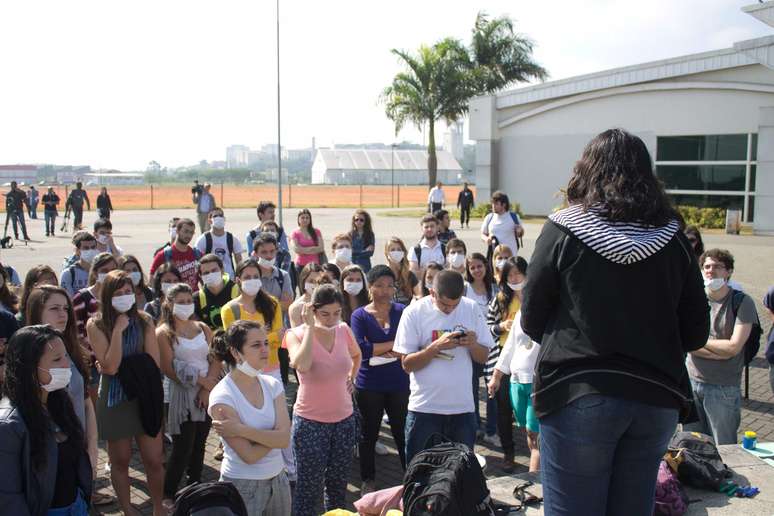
[[686, 380, 741, 445], [540, 394, 678, 516], [405, 411, 477, 465], [44, 211, 56, 234], [46, 490, 88, 515]]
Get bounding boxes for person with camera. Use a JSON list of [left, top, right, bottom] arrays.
[[193, 183, 215, 234], [393, 269, 495, 464], [5, 182, 30, 241]]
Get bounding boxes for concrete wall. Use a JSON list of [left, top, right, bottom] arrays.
[[487, 85, 774, 215], [755, 106, 774, 234]]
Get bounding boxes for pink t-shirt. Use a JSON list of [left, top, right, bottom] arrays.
[[291, 228, 322, 267], [290, 323, 354, 423]]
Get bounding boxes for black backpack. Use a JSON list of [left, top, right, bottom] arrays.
[[403, 437, 493, 516], [729, 289, 763, 365], [667, 432, 732, 491], [172, 481, 248, 516], [413, 242, 447, 266]]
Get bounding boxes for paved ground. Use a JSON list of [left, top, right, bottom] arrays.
[[3, 207, 772, 514]]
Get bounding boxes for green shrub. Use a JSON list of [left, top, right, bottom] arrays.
[[677, 205, 726, 229]]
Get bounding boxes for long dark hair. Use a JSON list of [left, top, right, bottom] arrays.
[[119, 254, 149, 291], [297, 209, 319, 245], [20, 265, 58, 317], [235, 259, 277, 326], [466, 252, 495, 301], [25, 285, 90, 384], [151, 263, 182, 299], [566, 128, 678, 226], [350, 209, 374, 241], [684, 225, 704, 257], [159, 283, 193, 342], [95, 270, 147, 338], [495, 257, 527, 315], [340, 264, 368, 324], [3, 325, 85, 471], [0, 266, 19, 313]]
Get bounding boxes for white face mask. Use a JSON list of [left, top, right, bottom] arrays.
[[128, 271, 142, 286], [97, 272, 108, 284], [704, 277, 726, 292], [111, 294, 135, 313], [304, 282, 316, 294], [508, 281, 525, 292], [263, 231, 278, 240], [448, 253, 465, 268], [240, 279, 262, 296], [495, 259, 507, 270], [202, 271, 223, 287], [96, 234, 110, 245], [236, 355, 261, 378], [388, 250, 405, 263], [335, 248, 352, 263], [173, 303, 195, 320], [343, 281, 363, 295], [211, 216, 226, 230], [161, 282, 176, 295], [425, 280, 434, 291], [258, 257, 276, 269], [39, 367, 72, 392], [80, 249, 98, 264]]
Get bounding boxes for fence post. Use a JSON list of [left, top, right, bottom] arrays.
[[288, 183, 292, 209], [150, 184, 154, 209], [359, 184, 363, 208], [397, 184, 400, 207], [220, 182, 224, 208]]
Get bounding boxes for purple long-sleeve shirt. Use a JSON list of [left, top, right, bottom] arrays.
[[351, 303, 410, 393]]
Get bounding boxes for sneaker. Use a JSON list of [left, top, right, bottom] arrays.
[[382, 413, 390, 424], [360, 480, 376, 497], [483, 433, 501, 447], [374, 441, 389, 456]]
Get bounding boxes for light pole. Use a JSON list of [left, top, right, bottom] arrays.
[[391, 143, 396, 208], [275, 0, 283, 227]]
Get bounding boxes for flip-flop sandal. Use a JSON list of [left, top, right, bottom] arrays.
[[91, 491, 116, 506]]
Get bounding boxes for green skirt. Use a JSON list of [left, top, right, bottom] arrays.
[[96, 373, 145, 441]]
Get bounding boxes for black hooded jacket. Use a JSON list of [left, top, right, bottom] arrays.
[[521, 204, 710, 421]]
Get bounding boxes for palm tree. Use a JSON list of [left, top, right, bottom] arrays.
[[381, 39, 471, 188], [382, 12, 548, 188]]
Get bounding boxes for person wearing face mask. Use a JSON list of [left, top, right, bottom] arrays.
[[150, 218, 202, 290], [445, 238, 467, 275], [252, 234, 293, 312], [351, 265, 410, 496], [485, 257, 528, 472], [385, 237, 419, 305], [419, 263, 444, 298], [491, 244, 513, 285], [61, 231, 98, 297], [119, 255, 154, 309], [340, 265, 368, 326], [193, 254, 239, 330], [157, 283, 220, 509], [195, 208, 244, 280], [73, 252, 118, 404], [288, 263, 325, 328], [209, 320, 292, 515], [331, 233, 354, 272], [686, 249, 757, 445], [284, 285, 362, 516], [0, 325, 93, 515], [87, 270, 165, 516], [433, 209, 457, 246], [93, 218, 123, 258], [144, 263, 183, 324], [221, 259, 284, 382]]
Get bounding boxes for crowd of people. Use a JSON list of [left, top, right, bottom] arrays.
[[0, 129, 772, 516]]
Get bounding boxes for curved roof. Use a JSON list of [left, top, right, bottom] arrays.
[[315, 149, 461, 172]]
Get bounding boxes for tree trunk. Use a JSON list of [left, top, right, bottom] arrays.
[[427, 119, 437, 189]]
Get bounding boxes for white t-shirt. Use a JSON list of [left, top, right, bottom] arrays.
[[464, 282, 492, 321], [208, 374, 285, 480], [481, 212, 521, 254], [494, 311, 540, 384], [407, 239, 445, 270], [196, 231, 244, 278], [428, 187, 445, 204], [393, 296, 495, 415]]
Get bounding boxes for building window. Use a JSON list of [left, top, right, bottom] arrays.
[[656, 133, 757, 222]]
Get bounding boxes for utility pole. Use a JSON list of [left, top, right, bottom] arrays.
[[275, 0, 283, 227]]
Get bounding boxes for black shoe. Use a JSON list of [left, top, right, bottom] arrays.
[[45, 232, 50, 237]]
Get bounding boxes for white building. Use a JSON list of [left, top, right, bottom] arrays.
[[0, 165, 37, 184], [443, 120, 465, 162], [311, 148, 462, 185], [226, 145, 250, 168], [470, 1, 774, 234]]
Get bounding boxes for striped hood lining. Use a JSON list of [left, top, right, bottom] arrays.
[[549, 204, 680, 265]]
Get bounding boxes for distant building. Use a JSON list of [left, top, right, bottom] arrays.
[[84, 172, 143, 185], [260, 144, 284, 157], [311, 148, 462, 185], [0, 165, 37, 184], [283, 148, 313, 161], [226, 145, 250, 168], [443, 120, 465, 162]]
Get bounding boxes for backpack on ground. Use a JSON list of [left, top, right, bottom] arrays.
[[666, 431, 732, 491], [413, 242, 447, 267], [654, 460, 688, 516], [730, 289, 763, 365], [403, 436, 493, 516], [171, 481, 247, 516]]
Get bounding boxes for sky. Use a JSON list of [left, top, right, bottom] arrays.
[[0, 0, 771, 171]]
